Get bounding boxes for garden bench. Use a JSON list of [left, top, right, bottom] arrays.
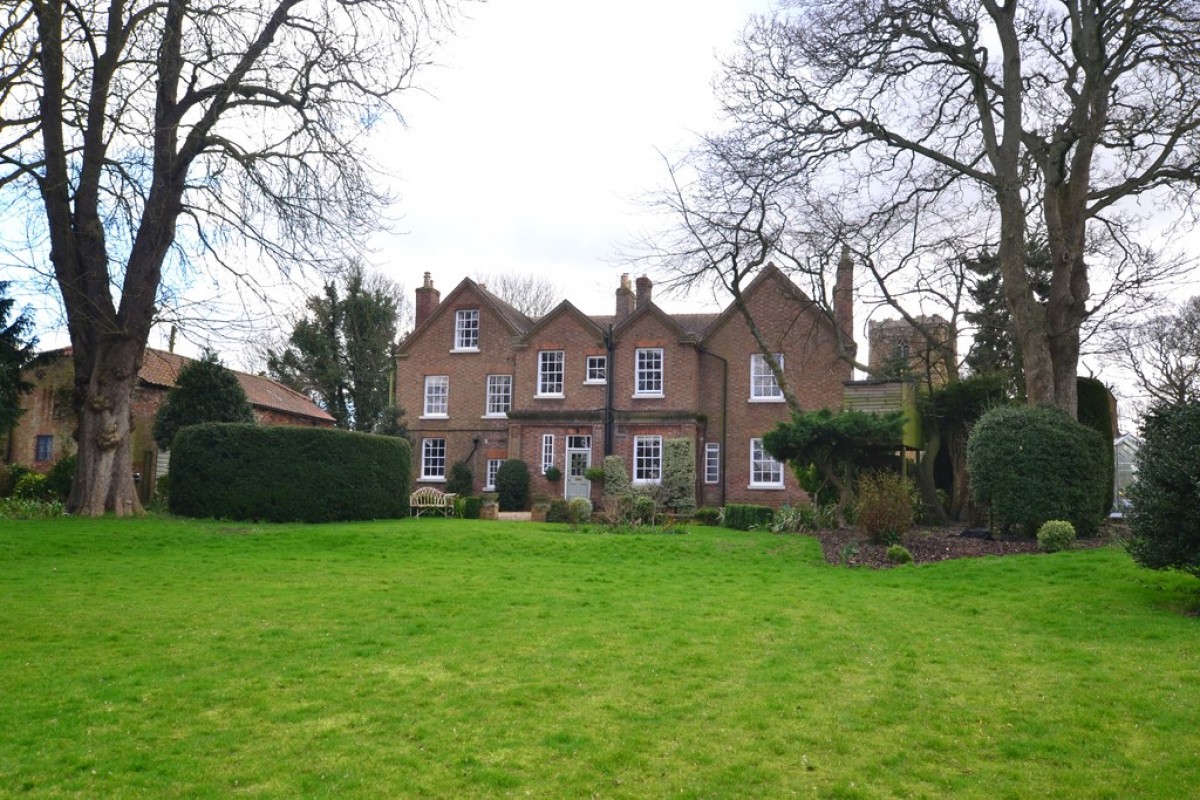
[[410, 486, 457, 517]]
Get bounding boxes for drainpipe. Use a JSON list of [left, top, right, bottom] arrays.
[[604, 324, 615, 456], [700, 346, 729, 508]]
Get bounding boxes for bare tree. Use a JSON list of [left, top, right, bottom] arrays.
[[1106, 297, 1200, 410], [662, 1, 1200, 417], [0, 0, 453, 514], [474, 272, 562, 318]]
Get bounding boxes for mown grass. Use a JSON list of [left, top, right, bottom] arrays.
[[1, 516, 1197, 798]]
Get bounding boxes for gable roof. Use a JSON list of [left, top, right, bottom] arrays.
[[398, 277, 534, 353], [522, 299, 607, 341], [611, 299, 702, 342], [699, 263, 832, 343]]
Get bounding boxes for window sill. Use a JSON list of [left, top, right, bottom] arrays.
[[450, 347, 479, 354], [583, 380, 607, 386], [748, 396, 786, 404], [482, 413, 508, 419], [631, 393, 664, 400], [535, 393, 565, 400], [748, 483, 785, 490], [419, 477, 447, 483], [419, 414, 449, 420], [632, 479, 662, 486]]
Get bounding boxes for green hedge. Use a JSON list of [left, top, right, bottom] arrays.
[[967, 405, 1107, 538], [169, 423, 411, 522], [723, 503, 775, 531], [1077, 377, 1116, 514], [1126, 402, 1200, 576]]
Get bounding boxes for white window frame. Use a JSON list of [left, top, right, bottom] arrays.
[[633, 435, 663, 484], [750, 353, 785, 402], [634, 348, 664, 398], [422, 375, 448, 418], [484, 459, 504, 491], [454, 309, 480, 351], [484, 374, 512, 418], [749, 438, 784, 489], [704, 442, 720, 485], [585, 355, 607, 384], [537, 350, 565, 397], [421, 438, 447, 481], [541, 434, 555, 474]]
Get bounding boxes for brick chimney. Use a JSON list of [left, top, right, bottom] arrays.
[[615, 273, 635, 322], [833, 246, 856, 353], [635, 275, 652, 309], [415, 272, 440, 328]]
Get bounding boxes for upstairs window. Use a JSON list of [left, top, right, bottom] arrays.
[[423, 375, 449, 417], [633, 435, 662, 484], [750, 353, 785, 401], [454, 309, 479, 351], [538, 351, 564, 397], [485, 375, 512, 417], [634, 348, 663, 397], [585, 355, 607, 384]]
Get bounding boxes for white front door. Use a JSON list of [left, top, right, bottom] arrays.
[[565, 436, 592, 501]]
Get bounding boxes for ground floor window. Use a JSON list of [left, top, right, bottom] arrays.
[[421, 438, 446, 480], [34, 435, 53, 462], [704, 442, 720, 484], [750, 438, 784, 488], [541, 434, 555, 474], [633, 435, 663, 484], [484, 458, 504, 490]]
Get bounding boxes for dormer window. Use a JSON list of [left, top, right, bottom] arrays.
[[454, 309, 479, 351]]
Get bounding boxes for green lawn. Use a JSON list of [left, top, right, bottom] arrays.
[[1, 517, 1197, 798]]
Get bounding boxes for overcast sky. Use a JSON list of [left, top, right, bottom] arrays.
[[362, 0, 774, 319]]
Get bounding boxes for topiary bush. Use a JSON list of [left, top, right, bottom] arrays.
[[1126, 402, 1200, 576], [1037, 520, 1076, 553], [723, 503, 775, 531], [495, 459, 530, 511], [660, 438, 696, 515], [967, 405, 1108, 538], [567, 496, 592, 525], [632, 494, 657, 526], [602, 455, 630, 497], [693, 507, 721, 526], [886, 544, 914, 565], [446, 461, 473, 496], [169, 423, 410, 522], [856, 470, 917, 544]]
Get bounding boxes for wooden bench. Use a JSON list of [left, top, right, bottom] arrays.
[[410, 486, 457, 517]]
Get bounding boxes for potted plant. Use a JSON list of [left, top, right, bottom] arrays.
[[543, 465, 562, 483]]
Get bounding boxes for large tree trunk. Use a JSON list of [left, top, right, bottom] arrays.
[[67, 337, 146, 516]]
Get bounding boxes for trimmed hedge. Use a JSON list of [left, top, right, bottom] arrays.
[[1077, 377, 1116, 514], [723, 503, 775, 531], [967, 405, 1107, 538], [170, 423, 411, 522], [495, 460, 531, 512]]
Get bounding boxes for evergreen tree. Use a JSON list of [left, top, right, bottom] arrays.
[[268, 264, 404, 432], [0, 283, 37, 434], [962, 245, 1051, 398], [153, 350, 254, 448]]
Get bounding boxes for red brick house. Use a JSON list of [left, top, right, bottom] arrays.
[[396, 262, 854, 508], [5, 348, 335, 503]]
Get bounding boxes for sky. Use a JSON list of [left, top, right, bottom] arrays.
[[360, 0, 774, 322]]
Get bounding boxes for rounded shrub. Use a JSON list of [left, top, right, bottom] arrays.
[[1126, 402, 1200, 576], [495, 459, 531, 512], [169, 423, 411, 522], [602, 455, 630, 497], [43, 454, 76, 502], [546, 498, 571, 523], [632, 494, 656, 525], [567, 496, 592, 524], [13, 471, 49, 501], [967, 405, 1108, 538], [1037, 520, 1076, 553], [886, 544, 914, 565]]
